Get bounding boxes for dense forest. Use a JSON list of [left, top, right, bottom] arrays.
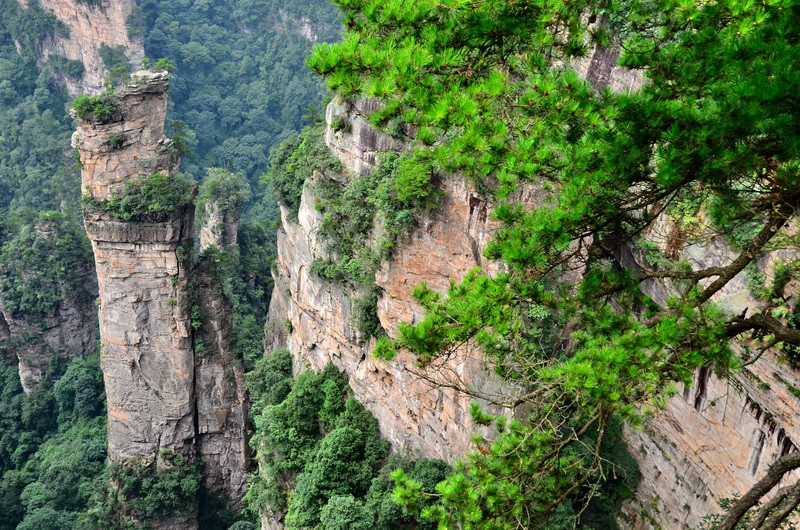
[[0, 0, 340, 528]]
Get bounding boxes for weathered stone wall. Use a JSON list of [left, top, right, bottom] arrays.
[[16, 0, 144, 96], [618, 219, 800, 528], [73, 71, 180, 199], [75, 71, 249, 526], [195, 208, 250, 509]]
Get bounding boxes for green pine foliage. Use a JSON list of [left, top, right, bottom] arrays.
[[308, 0, 800, 526]]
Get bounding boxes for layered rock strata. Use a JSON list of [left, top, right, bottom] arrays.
[[16, 0, 143, 96], [74, 70, 247, 527], [74, 71, 195, 461]]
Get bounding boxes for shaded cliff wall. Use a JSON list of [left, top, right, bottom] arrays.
[[17, 0, 143, 96], [266, 40, 800, 529], [195, 203, 250, 508], [0, 219, 97, 394]]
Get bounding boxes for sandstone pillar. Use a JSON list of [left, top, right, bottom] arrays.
[[73, 70, 196, 528], [194, 175, 251, 509]]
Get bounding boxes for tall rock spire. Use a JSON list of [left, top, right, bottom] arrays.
[[73, 70, 249, 528], [74, 70, 197, 529]]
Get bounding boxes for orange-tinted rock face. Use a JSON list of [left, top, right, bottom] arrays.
[[268, 44, 800, 530], [17, 0, 143, 96], [267, 99, 523, 464]]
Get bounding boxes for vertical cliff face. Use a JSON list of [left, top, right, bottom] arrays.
[[74, 70, 248, 527], [74, 72, 194, 462], [266, 98, 519, 463], [195, 203, 250, 508], [266, 43, 800, 529], [617, 226, 800, 528], [16, 0, 143, 95], [0, 218, 97, 394]]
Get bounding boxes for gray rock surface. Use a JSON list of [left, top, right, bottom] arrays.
[[77, 72, 249, 528]]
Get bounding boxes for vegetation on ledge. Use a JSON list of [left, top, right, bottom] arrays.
[[82, 449, 202, 528], [83, 172, 196, 222]]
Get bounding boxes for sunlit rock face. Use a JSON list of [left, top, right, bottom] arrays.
[[16, 0, 144, 96], [265, 39, 800, 530], [75, 71, 248, 528]]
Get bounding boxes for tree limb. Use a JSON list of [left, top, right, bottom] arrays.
[[716, 452, 800, 530]]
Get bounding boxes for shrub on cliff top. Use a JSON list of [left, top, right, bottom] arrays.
[[196, 168, 251, 223], [84, 172, 196, 222], [263, 123, 341, 219], [72, 91, 117, 122]]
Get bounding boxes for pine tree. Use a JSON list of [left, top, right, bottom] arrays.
[[310, 0, 800, 527]]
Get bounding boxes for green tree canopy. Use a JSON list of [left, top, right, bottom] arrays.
[[308, 0, 800, 527]]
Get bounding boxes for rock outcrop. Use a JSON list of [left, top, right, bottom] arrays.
[[0, 217, 97, 394], [74, 70, 248, 527], [195, 197, 250, 509], [16, 0, 143, 96], [266, 41, 799, 529], [266, 98, 521, 465], [75, 73, 196, 529]]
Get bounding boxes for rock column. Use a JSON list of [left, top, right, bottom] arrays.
[[73, 70, 197, 528], [195, 181, 250, 508]]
